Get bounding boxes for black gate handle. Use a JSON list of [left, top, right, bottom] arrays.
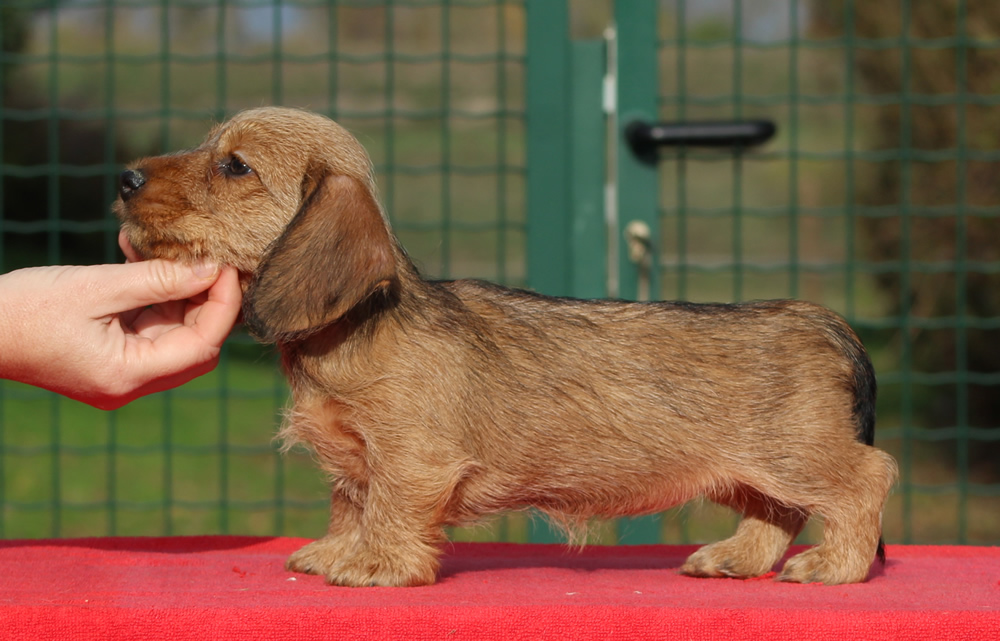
[[625, 119, 777, 164]]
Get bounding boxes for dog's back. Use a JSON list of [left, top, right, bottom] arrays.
[[356, 281, 878, 528]]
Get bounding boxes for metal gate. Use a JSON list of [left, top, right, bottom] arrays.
[[525, 2, 780, 544], [523, 0, 1000, 547]]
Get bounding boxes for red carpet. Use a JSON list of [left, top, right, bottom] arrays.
[[0, 537, 997, 640]]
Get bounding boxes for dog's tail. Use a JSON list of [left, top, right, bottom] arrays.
[[850, 331, 886, 565], [847, 330, 878, 450], [820, 313, 885, 564]]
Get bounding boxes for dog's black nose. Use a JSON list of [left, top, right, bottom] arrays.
[[119, 169, 146, 201]]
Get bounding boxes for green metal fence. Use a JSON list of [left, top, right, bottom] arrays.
[[0, 0, 526, 540], [1, 0, 997, 545], [650, 0, 1000, 546]]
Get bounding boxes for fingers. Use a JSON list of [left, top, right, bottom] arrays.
[[106, 269, 240, 408], [97, 259, 222, 317], [122, 347, 222, 407], [188, 266, 243, 348], [118, 230, 141, 263], [90, 343, 221, 411], [124, 265, 242, 346], [125, 265, 241, 376]]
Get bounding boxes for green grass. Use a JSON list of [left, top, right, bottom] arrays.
[[1, 338, 325, 539]]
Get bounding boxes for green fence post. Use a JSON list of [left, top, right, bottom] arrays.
[[570, 39, 608, 300], [613, 0, 659, 303], [613, 0, 662, 545], [526, 0, 572, 298]]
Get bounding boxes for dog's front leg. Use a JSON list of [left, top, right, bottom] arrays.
[[286, 489, 364, 577], [317, 475, 446, 587]]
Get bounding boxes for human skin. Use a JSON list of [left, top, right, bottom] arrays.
[[0, 238, 242, 410]]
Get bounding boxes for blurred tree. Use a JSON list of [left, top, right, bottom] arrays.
[[1, 6, 125, 270], [811, 1, 1000, 475], [1, 6, 31, 57]]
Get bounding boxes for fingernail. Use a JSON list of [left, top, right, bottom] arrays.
[[193, 260, 220, 278]]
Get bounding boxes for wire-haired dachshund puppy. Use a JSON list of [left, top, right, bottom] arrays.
[[115, 106, 897, 587]]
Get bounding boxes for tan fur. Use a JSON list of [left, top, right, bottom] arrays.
[[115, 107, 898, 587]]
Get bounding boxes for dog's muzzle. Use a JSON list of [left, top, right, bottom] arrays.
[[119, 169, 146, 202]]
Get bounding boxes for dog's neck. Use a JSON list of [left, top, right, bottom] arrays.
[[275, 249, 435, 392]]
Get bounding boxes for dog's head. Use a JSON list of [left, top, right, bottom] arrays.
[[114, 107, 399, 343]]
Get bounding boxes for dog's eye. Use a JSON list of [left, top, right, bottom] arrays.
[[222, 156, 252, 176]]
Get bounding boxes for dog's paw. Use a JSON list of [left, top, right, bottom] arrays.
[[324, 552, 439, 588], [288, 534, 441, 586], [679, 541, 773, 579], [286, 537, 351, 576], [778, 546, 869, 585]]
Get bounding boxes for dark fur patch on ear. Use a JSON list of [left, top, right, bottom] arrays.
[[244, 174, 398, 343], [299, 161, 324, 203]]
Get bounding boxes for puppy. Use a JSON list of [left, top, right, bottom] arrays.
[[115, 106, 897, 587]]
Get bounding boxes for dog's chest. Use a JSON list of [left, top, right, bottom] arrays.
[[279, 396, 369, 483]]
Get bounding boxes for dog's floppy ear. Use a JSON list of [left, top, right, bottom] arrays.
[[244, 174, 397, 342]]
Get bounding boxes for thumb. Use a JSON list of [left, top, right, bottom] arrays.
[[102, 259, 221, 313]]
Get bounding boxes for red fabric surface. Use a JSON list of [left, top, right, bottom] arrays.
[[0, 538, 997, 640]]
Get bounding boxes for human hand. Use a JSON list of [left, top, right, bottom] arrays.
[[0, 257, 242, 410]]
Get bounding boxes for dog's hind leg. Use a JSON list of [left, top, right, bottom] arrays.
[[680, 485, 807, 579], [778, 446, 897, 585]]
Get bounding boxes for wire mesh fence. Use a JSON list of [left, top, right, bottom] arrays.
[[653, 0, 1000, 545], [0, 0, 997, 545], [0, 0, 526, 539]]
